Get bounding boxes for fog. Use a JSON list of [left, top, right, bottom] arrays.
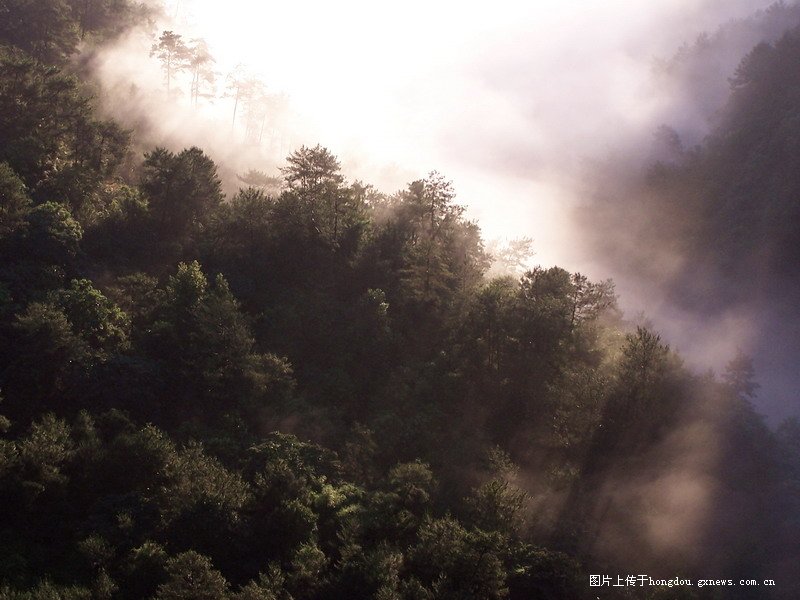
[[89, 0, 798, 422]]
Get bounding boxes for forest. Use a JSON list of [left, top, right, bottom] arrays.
[[1, 1, 799, 599]]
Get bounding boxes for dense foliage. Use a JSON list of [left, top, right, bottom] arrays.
[[1, 2, 799, 599]]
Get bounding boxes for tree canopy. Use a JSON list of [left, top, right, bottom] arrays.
[[0, 8, 797, 600]]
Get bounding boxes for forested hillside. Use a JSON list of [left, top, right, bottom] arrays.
[[1, 1, 799, 599], [580, 9, 800, 423], [587, 19, 800, 311]]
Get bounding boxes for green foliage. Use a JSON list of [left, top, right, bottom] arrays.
[[148, 262, 294, 422], [387, 460, 436, 512], [0, 0, 147, 62], [0, 13, 795, 598], [466, 450, 528, 539], [141, 147, 223, 238], [286, 542, 326, 598], [408, 516, 508, 600], [24, 202, 83, 265], [280, 144, 365, 249], [0, 163, 31, 238], [67, 0, 150, 41], [231, 565, 290, 600], [282, 145, 344, 198], [0, 49, 129, 217], [119, 541, 169, 599], [0, 0, 79, 62], [160, 442, 251, 517], [155, 551, 229, 600], [13, 413, 75, 500], [0, 580, 92, 599], [506, 543, 583, 600], [392, 172, 488, 311], [9, 301, 89, 404], [594, 327, 684, 454], [53, 279, 130, 357], [104, 272, 161, 337], [83, 185, 151, 268]]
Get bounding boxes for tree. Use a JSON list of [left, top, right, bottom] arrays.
[[280, 145, 364, 248], [151, 31, 190, 97], [486, 237, 534, 277], [457, 276, 518, 373], [223, 65, 261, 135], [24, 202, 83, 266], [0, 201, 83, 306], [148, 262, 294, 421], [466, 448, 528, 539], [8, 301, 89, 406], [723, 349, 759, 400], [241, 78, 268, 145], [0, 0, 79, 63], [155, 551, 229, 600], [3, 278, 128, 417], [593, 327, 683, 455], [140, 146, 223, 236], [408, 516, 508, 600], [389, 173, 488, 311], [0, 162, 31, 239], [17, 413, 75, 492], [66, 0, 149, 41], [53, 278, 130, 358], [282, 145, 344, 198], [236, 170, 282, 194], [188, 38, 216, 107], [0, 49, 129, 215], [232, 566, 290, 600]]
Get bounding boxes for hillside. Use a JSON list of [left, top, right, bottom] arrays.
[[0, 2, 799, 599]]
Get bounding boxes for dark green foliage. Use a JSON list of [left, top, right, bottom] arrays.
[[82, 185, 151, 269], [0, 0, 79, 63], [0, 49, 130, 220], [141, 147, 223, 237], [7, 302, 89, 408], [0, 16, 796, 600], [155, 551, 229, 600], [278, 144, 367, 253], [0, 0, 148, 63], [407, 516, 507, 599], [146, 262, 294, 424], [0, 163, 31, 239], [23, 202, 83, 266], [54, 279, 130, 357]]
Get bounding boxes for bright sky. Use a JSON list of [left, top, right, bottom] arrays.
[[165, 0, 770, 267]]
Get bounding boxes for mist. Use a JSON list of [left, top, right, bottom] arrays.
[[3, 0, 800, 594], [86, 0, 800, 424]]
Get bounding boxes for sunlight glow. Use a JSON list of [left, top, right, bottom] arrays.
[[163, 0, 772, 247]]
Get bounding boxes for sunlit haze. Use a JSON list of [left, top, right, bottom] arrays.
[[164, 0, 769, 265], [89, 0, 795, 419]]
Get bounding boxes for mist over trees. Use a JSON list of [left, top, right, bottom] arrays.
[[1, 0, 799, 599], [579, 5, 800, 422]]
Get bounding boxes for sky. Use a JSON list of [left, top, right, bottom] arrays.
[[162, 0, 774, 265]]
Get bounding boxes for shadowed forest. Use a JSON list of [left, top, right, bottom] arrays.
[[1, 1, 799, 599]]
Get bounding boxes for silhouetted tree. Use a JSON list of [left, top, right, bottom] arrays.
[[151, 31, 190, 97]]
